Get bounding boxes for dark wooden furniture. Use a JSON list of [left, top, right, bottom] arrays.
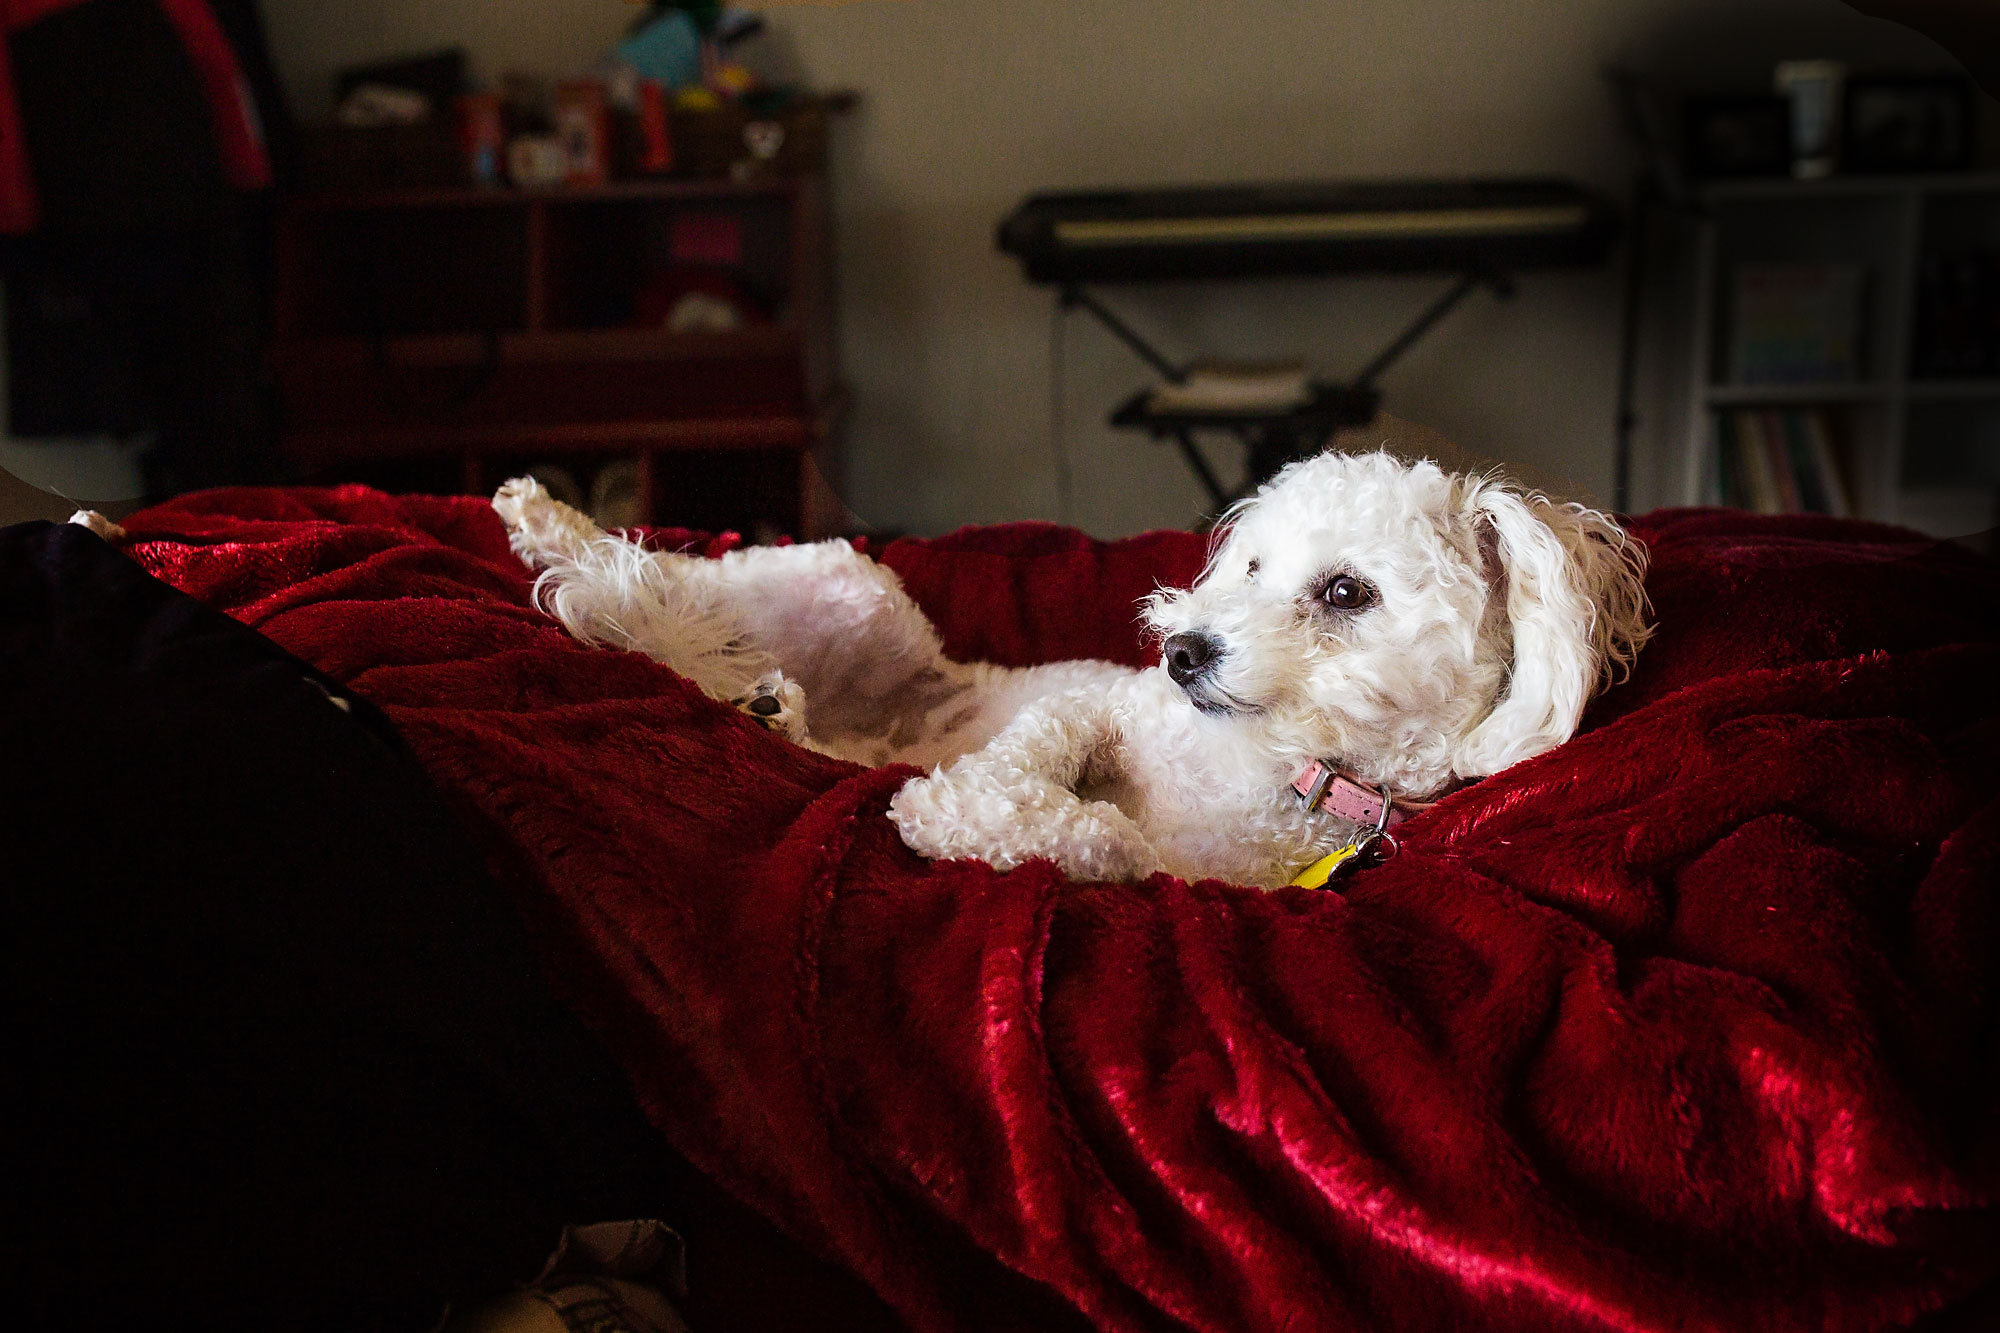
[[271, 177, 845, 536]]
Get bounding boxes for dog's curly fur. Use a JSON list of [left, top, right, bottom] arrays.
[[494, 450, 1649, 888]]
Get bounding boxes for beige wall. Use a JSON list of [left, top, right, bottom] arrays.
[[260, 0, 1957, 535]]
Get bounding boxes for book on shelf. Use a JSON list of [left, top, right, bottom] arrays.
[[1735, 412, 1782, 511], [1763, 413, 1803, 511], [1713, 408, 1851, 516], [1800, 411, 1851, 516], [1728, 263, 1867, 385], [1779, 412, 1827, 514]]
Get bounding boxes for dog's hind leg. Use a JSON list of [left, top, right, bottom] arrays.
[[494, 475, 970, 757], [492, 476, 786, 712], [672, 536, 990, 759]]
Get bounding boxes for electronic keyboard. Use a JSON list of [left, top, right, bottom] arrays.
[[998, 178, 1619, 284]]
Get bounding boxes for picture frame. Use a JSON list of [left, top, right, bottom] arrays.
[[1842, 74, 1975, 174]]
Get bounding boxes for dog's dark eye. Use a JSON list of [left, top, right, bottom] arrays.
[[1245, 559, 1259, 577], [1320, 575, 1373, 611]]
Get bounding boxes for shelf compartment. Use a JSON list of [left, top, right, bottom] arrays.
[[1703, 381, 1888, 406], [1706, 196, 1906, 386], [288, 179, 800, 212], [1702, 402, 1877, 517], [540, 195, 797, 332], [1671, 174, 2000, 522], [1896, 400, 1999, 537], [1701, 174, 2000, 203], [1902, 400, 2000, 486], [272, 329, 814, 435], [269, 176, 843, 536], [1906, 378, 2000, 401], [283, 411, 837, 462], [276, 205, 531, 338], [283, 388, 849, 539], [459, 446, 830, 543], [276, 327, 803, 366]]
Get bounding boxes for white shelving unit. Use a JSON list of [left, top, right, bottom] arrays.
[[1672, 172, 2000, 537]]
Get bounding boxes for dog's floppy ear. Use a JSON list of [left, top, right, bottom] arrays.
[[1452, 483, 1650, 778]]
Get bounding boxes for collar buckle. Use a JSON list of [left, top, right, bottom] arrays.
[[1292, 759, 1399, 834], [1292, 759, 1337, 812]]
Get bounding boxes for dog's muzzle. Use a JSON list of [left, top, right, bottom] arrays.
[[1163, 630, 1260, 716], [1165, 630, 1244, 715], [1164, 631, 1220, 686]]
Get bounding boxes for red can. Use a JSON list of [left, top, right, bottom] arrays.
[[554, 80, 611, 188], [454, 92, 505, 187], [635, 79, 674, 175]]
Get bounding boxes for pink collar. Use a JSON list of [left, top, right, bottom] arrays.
[[1289, 760, 1434, 830]]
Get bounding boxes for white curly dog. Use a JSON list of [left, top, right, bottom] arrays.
[[493, 450, 1648, 889]]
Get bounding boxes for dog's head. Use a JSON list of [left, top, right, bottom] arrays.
[[1143, 450, 1650, 797]]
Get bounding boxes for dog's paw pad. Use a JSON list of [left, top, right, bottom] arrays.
[[491, 476, 545, 528], [493, 475, 603, 567], [731, 675, 809, 743]]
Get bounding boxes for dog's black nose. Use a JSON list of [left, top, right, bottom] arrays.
[[1163, 631, 1221, 685]]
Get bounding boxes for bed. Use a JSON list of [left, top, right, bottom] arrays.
[[47, 485, 2000, 1330]]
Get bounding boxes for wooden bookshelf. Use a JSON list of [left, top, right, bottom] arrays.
[[1664, 172, 2000, 537], [270, 176, 845, 537]]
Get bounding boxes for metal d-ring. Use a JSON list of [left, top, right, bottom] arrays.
[[1364, 782, 1399, 864], [1370, 782, 1395, 837]]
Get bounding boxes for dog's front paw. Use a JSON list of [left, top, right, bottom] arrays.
[[888, 770, 1159, 883], [731, 672, 811, 746], [1052, 800, 1161, 883]]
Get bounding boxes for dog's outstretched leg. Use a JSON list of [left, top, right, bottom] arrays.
[[493, 477, 594, 560], [493, 476, 812, 739], [497, 474, 980, 763]]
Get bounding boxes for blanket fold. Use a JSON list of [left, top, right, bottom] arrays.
[[121, 487, 1998, 1332]]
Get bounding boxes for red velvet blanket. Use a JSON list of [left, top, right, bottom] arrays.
[[123, 488, 1998, 1332]]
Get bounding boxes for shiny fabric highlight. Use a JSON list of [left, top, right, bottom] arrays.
[[123, 488, 1999, 1332]]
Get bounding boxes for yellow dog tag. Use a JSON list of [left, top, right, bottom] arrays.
[[1289, 840, 1368, 889]]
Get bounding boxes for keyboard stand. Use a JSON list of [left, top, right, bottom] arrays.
[[1059, 271, 1514, 508]]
